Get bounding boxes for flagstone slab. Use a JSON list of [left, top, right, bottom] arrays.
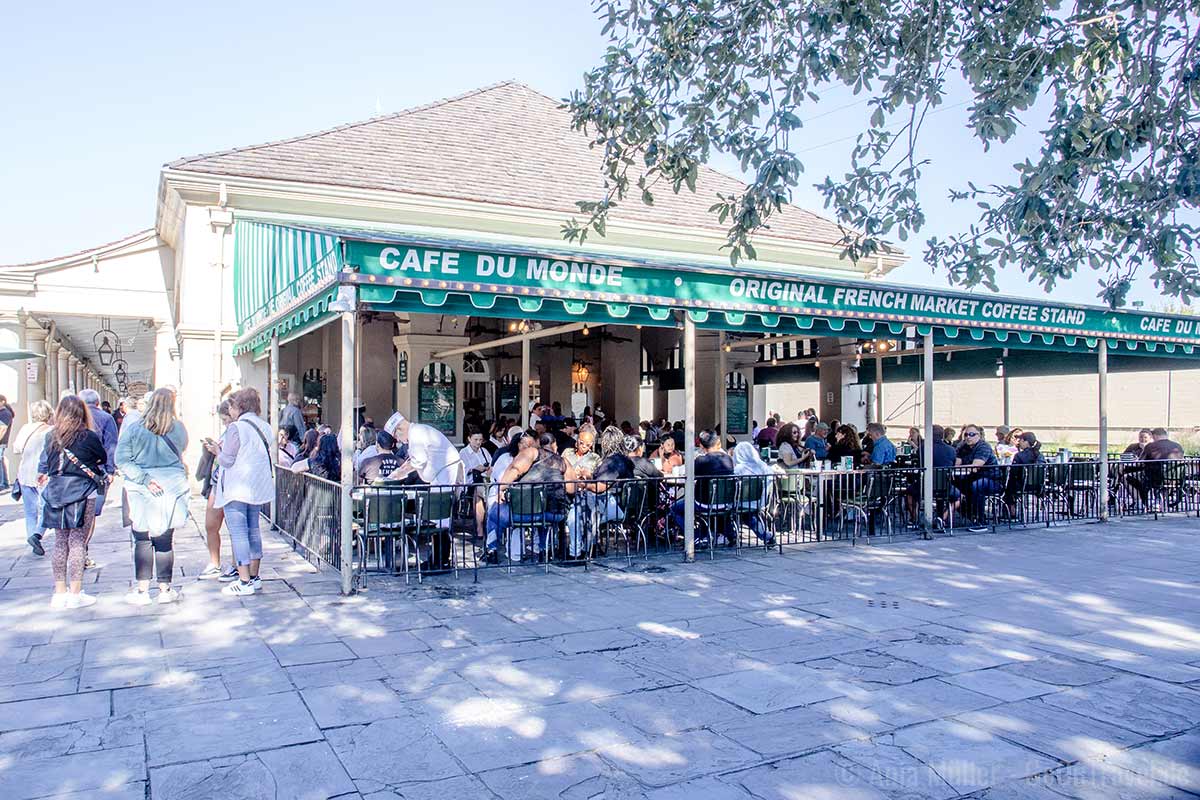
[[0, 744, 143, 800], [1107, 730, 1200, 794], [713, 703, 870, 758], [1042, 676, 1200, 737], [0, 689, 111, 732], [727, 749, 909, 800], [941, 666, 1062, 702], [150, 742, 355, 800], [693, 662, 849, 714], [889, 719, 1060, 795], [325, 714, 463, 788], [593, 684, 751, 735], [431, 698, 634, 773], [144, 691, 321, 766], [478, 752, 645, 799], [300, 680, 409, 728], [598, 728, 761, 788], [957, 698, 1149, 762]]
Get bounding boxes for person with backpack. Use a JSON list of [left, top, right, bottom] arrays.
[[39, 395, 108, 609], [206, 387, 274, 597], [115, 388, 190, 605]]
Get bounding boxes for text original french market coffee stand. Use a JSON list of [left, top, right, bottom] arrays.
[[230, 219, 1200, 592]]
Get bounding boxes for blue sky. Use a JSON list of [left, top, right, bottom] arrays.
[[0, 0, 1173, 308]]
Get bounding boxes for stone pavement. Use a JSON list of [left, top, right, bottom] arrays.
[[1, 492, 1199, 800]]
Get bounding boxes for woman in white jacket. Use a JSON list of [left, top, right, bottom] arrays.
[[14, 400, 54, 555], [205, 387, 274, 597]]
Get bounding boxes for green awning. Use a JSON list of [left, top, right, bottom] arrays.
[[0, 349, 41, 362], [230, 220, 1200, 359], [232, 220, 343, 356]]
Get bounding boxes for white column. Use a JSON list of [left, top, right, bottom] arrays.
[[270, 337, 280, 526], [57, 349, 70, 398], [1098, 340, 1108, 522], [874, 354, 884, 424], [45, 340, 58, 401], [716, 331, 727, 442], [339, 311, 356, 595], [22, 317, 46, 408], [520, 337, 530, 429], [683, 316, 696, 563], [922, 332, 935, 537]]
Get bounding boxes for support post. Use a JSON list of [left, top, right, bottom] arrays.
[[683, 317, 696, 563], [269, 336, 280, 526], [922, 333, 935, 538], [339, 311, 357, 594], [520, 337, 531, 430], [1098, 340, 1109, 522], [1002, 366, 1011, 427], [874, 354, 883, 424], [716, 331, 726, 441]]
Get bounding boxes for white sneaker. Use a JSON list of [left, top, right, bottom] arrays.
[[65, 592, 97, 608], [157, 587, 180, 604], [221, 580, 257, 597], [249, 576, 262, 591], [124, 590, 153, 606], [50, 593, 68, 609]]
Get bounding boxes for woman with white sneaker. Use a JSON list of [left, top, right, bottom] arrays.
[[115, 388, 190, 605], [39, 395, 108, 609], [207, 387, 274, 597]]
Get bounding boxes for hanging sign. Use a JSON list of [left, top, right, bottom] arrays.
[[25, 360, 38, 384], [347, 241, 1200, 347]]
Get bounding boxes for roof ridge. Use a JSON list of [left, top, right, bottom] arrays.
[[0, 228, 158, 269], [165, 80, 523, 169]]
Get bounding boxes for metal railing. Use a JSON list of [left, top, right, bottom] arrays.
[[273, 470, 342, 570], [272, 457, 1200, 585]]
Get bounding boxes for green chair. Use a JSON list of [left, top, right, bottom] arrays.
[[401, 489, 458, 584]]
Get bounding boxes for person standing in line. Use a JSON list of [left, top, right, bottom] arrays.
[[116, 388, 190, 605], [280, 393, 306, 443], [79, 389, 118, 570], [208, 388, 275, 597], [14, 400, 54, 555], [0, 394, 14, 491], [39, 395, 107, 609], [197, 399, 237, 581]]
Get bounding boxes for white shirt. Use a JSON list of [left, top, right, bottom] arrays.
[[406, 423, 464, 486], [13, 422, 51, 487], [459, 444, 489, 477], [486, 451, 513, 508]]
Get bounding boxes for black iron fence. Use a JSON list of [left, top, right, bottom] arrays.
[[273, 470, 342, 570], [273, 457, 1200, 583]]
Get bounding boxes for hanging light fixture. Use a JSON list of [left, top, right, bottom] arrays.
[[92, 317, 117, 366], [113, 359, 129, 385]]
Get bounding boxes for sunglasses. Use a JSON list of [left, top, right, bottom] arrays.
[[965, 431, 980, 437]]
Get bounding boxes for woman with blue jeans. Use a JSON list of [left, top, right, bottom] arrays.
[[208, 387, 275, 597], [14, 400, 54, 555]]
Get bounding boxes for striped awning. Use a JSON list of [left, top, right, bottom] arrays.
[[231, 220, 1200, 359], [232, 220, 342, 355]]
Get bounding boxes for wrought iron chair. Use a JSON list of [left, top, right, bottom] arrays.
[[505, 483, 556, 573], [696, 476, 739, 559], [733, 475, 771, 551], [401, 488, 458, 584]]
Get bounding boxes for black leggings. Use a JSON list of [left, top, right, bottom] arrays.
[[133, 529, 174, 583]]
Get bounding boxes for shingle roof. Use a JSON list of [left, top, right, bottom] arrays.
[[167, 81, 854, 249]]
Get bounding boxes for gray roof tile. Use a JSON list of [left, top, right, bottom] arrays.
[[168, 81, 852, 248]]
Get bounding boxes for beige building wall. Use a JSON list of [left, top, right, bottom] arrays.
[[875, 369, 1200, 448]]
